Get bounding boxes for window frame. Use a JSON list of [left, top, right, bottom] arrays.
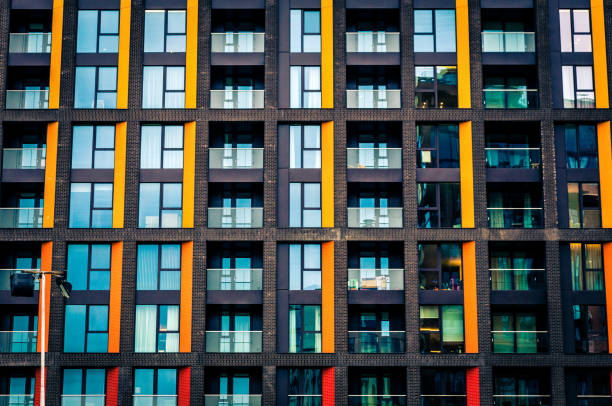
[[413, 9, 457, 53], [569, 243, 604, 292], [418, 243, 463, 291], [562, 65, 595, 109], [144, 10, 187, 53], [76, 9, 120, 54], [62, 368, 107, 397], [142, 66, 186, 109], [290, 9, 321, 53], [74, 66, 118, 109], [419, 305, 465, 354], [559, 9, 592, 53], [72, 125, 116, 169], [64, 304, 109, 353], [289, 243, 322, 291], [289, 182, 322, 228], [563, 124, 598, 169], [133, 368, 178, 396], [568, 182, 601, 228], [138, 182, 183, 228], [572, 304, 608, 354], [290, 65, 322, 109], [289, 304, 322, 353], [416, 123, 460, 168], [415, 65, 458, 108], [289, 124, 322, 169], [134, 305, 180, 353], [69, 182, 114, 228], [136, 244, 182, 291], [67, 243, 112, 291], [140, 124, 184, 169], [417, 182, 461, 229]]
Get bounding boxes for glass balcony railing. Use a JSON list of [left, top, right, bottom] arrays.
[[481, 32, 536, 52], [575, 395, 612, 406], [209, 148, 263, 169], [421, 395, 466, 406], [210, 90, 264, 109], [485, 148, 541, 169], [205, 395, 262, 406], [0, 331, 38, 353], [205, 331, 262, 353], [493, 395, 551, 406], [287, 396, 322, 406], [347, 90, 401, 109], [0, 208, 44, 228], [490, 268, 546, 291], [2, 148, 46, 169], [6, 90, 49, 109], [347, 207, 403, 228], [348, 331, 405, 353], [483, 89, 538, 109], [348, 395, 406, 406], [0, 394, 34, 406], [211, 32, 265, 53], [346, 148, 401, 169], [8, 33, 52, 53], [491, 330, 548, 353], [346, 32, 400, 52], [487, 208, 543, 229], [208, 207, 263, 228], [0, 269, 40, 291], [347, 268, 404, 290], [207, 268, 263, 290], [61, 395, 105, 406], [133, 395, 177, 406]]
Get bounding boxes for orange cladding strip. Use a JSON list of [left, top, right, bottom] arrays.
[[463, 241, 478, 353], [37, 242, 52, 352], [179, 242, 193, 352], [43, 123, 58, 228], [459, 121, 474, 228], [456, 0, 471, 108], [591, 0, 609, 109], [182, 122, 196, 228], [321, 122, 334, 227], [321, 241, 334, 353], [604, 243, 612, 351], [185, 0, 198, 108], [117, 0, 131, 109], [113, 122, 127, 228], [598, 122, 612, 228], [321, 0, 333, 108], [108, 242, 123, 353], [49, 0, 63, 109]]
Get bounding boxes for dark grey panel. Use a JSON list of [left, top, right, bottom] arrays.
[[78, 0, 120, 9], [145, 0, 187, 9], [289, 53, 322, 66], [418, 290, 464, 305], [347, 290, 404, 304], [208, 169, 264, 183], [481, 0, 533, 7], [569, 291, 607, 305], [7, 54, 51, 67], [290, 0, 321, 7], [135, 291, 181, 304], [71, 169, 115, 183], [346, 0, 399, 8], [560, 53, 594, 66], [67, 291, 110, 305], [413, 0, 455, 8], [481, 53, 537, 66], [139, 169, 183, 183], [414, 53, 457, 66], [212, 0, 265, 8], [565, 169, 599, 182], [75, 54, 119, 66], [485, 169, 541, 183], [0, 292, 38, 305], [206, 290, 263, 304], [415, 168, 460, 182], [2, 169, 45, 183], [288, 290, 322, 304], [346, 53, 401, 66], [288, 169, 322, 182], [346, 169, 402, 183], [11, 0, 52, 9], [142, 53, 187, 66], [558, 0, 589, 7], [211, 53, 265, 66], [490, 291, 548, 305]]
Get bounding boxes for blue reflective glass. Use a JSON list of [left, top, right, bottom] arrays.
[[137, 245, 159, 290], [435, 10, 456, 52], [88, 306, 108, 331], [86, 333, 108, 353], [144, 11, 164, 52], [100, 11, 119, 34], [89, 271, 110, 291], [67, 244, 89, 290], [160, 271, 180, 290], [134, 369, 154, 395], [414, 10, 433, 33], [98, 68, 117, 91], [74, 67, 96, 108], [76, 11, 98, 53], [289, 244, 301, 290], [91, 244, 111, 269], [161, 245, 180, 268], [303, 11, 320, 34], [303, 183, 320, 208], [157, 369, 177, 395], [142, 67, 164, 108], [85, 370, 106, 394], [139, 183, 160, 228], [62, 369, 83, 395], [64, 305, 86, 352], [91, 210, 112, 228], [162, 183, 182, 208], [69, 183, 92, 228], [167, 11, 186, 33], [289, 183, 302, 227], [93, 184, 113, 208], [72, 126, 94, 168]]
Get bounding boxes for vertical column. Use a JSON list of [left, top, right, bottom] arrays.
[[37, 242, 53, 353], [49, 0, 63, 109], [597, 122, 612, 228], [180, 242, 193, 352], [113, 122, 127, 228], [43, 123, 58, 228], [183, 122, 196, 228], [178, 367, 191, 406], [33, 368, 47, 406], [185, 0, 198, 108], [322, 367, 335, 406], [455, 0, 471, 108], [463, 241, 478, 353], [106, 368, 119, 406], [322, 121, 334, 227], [466, 367, 480, 406], [603, 242, 612, 351], [116, 0, 131, 109], [321, 241, 334, 353], [321, 0, 333, 108], [590, 0, 609, 109], [108, 242, 123, 353], [459, 121, 474, 228]]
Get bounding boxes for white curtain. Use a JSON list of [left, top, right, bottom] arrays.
[[137, 245, 158, 290], [142, 67, 163, 108], [135, 305, 157, 352], [140, 126, 162, 169]]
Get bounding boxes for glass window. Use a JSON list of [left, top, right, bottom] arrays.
[[76, 10, 119, 53], [289, 243, 322, 290], [420, 305, 464, 354], [569, 243, 604, 291], [74, 67, 118, 109], [417, 183, 461, 228], [134, 305, 179, 353], [416, 124, 460, 168], [559, 9, 592, 53], [67, 244, 111, 291], [72, 125, 115, 169], [142, 66, 185, 109], [288, 369, 322, 396], [137, 244, 181, 290], [562, 65, 595, 108], [62, 369, 106, 397], [568, 182, 601, 228], [289, 125, 322, 168], [414, 10, 456, 52], [64, 305, 109, 353], [134, 369, 177, 399], [564, 124, 598, 168], [573, 305, 608, 353], [415, 66, 458, 108], [418, 243, 462, 291], [421, 369, 466, 400], [290, 66, 321, 108], [138, 183, 182, 228], [289, 305, 321, 353], [144, 10, 186, 53], [140, 125, 184, 169], [492, 312, 540, 353], [69, 183, 113, 228], [290, 10, 321, 53], [289, 182, 321, 227]]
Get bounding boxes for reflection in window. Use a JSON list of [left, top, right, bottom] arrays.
[[289, 243, 322, 290], [62, 369, 106, 399], [289, 305, 322, 353], [74, 67, 117, 109], [289, 182, 321, 227], [573, 305, 608, 354], [140, 125, 184, 169], [137, 244, 181, 290], [417, 183, 461, 228], [72, 125, 115, 169], [415, 66, 458, 108], [570, 243, 603, 291], [414, 9, 456, 52], [69, 183, 113, 228], [67, 244, 111, 290], [290, 10, 321, 53], [138, 183, 182, 228], [290, 125, 321, 168], [416, 124, 459, 168], [568, 182, 601, 228], [135, 305, 180, 353], [134, 369, 177, 398], [564, 124, 598, 168], [76, 10, 119, 53], [142, 66, 185, 109], [144, 10, 186, 53], [64, 305, 109, 352], [562, 65, 595, 108], [420, 305, 464, 354], [418, 243, 462, 291], [290, 66, 321, 108], [559, 9, 592, 53]]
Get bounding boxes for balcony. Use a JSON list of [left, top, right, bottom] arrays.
[[491, 268, 545, 291], [493, 396, 550, 406], [346, 32, 400, 53], [0, 330, 37, 353], [348, 396, 406, 406], [211, 33, 264, 53], [205, 395, 261, 406], [9, 33, 52, 53], [210, 90, 264, 109], [348, 331, 405, 353], [5, 90, 49, 109], [205, 331, 262, 352], [487, 208, 542, 229], [346, 89, 401, 109], [2, 149, 46, 170], [485, 148, 540, 169], [346, 148, 401, 169], [207, 268, 262, 290], [347, 207, 403, 228], [483, 88, 538, 109], [421, 395, 466, 405], [209, 148, 263, 169], [481, 32, 536, 53], [133, 395, 177, 406], [0, 208, 43, 228], [0, 394, 34, 406], [208, 207, 263, 228], [347, 268, 403, 290], [287, 396, 321, 406], [61, 395, 105, 406], [491, 331, 548, 353]]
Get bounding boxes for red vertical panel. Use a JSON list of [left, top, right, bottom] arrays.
[[106, 368, 119, 406], [322, 367, 335, 406], [34, 368, 41, 406], [466, 367, 480, 406], [178, 367, 191, 406]]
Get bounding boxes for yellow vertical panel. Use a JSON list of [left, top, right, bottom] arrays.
[[321, 0, 333, 108], [598, 122, 612, 227], [462, 241, 478, 353], [49, 0, 63, 109], [37, 242, 52, 352], [113, 122, 127, 228], [108, 242, 123, 353], [321, 241, 334, 353], [180, 242, 193, 352], [321, 121, 334, 227], [117, 0, 131, 109], [591, 0, 609, 109], [185, 0, 198, 108], [43, 123, 58, 228], [459, 121, 474, 228], [182, 122, 196, 228], [603, 243, 612, 352], [456, 0, 471, 108]]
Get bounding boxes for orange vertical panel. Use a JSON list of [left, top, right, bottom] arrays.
[[321, 0, 333, 108], [113, 122, 127, 228], [603, 243, 612, 351], [598, 122, 612, 228], [185, 0, 198, 108], [180, 242, 193, 352], [108, 242, 123, 353], [37, 242, 52, 352], [322, 241, 334, 353], [321, 122, 334, 227], [43, 122, 58, 228], [459, 122, 474, 228], [591, 0, 609, 109], [456, 0, 471, 108], [116, 0, 131, 109], [466, 367, 480, 406], [463, 241, 478, 353], [182, 122, 196, 228], [48, 0, 63, 109]]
